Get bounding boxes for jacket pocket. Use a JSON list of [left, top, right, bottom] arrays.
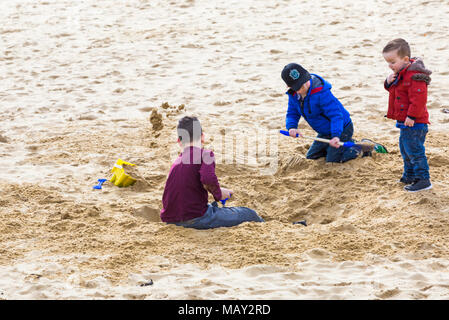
[[395, 104, 408, 120]]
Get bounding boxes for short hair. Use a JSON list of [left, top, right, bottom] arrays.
[[382, 38, 411, 58], [177, 116, 202, 144]]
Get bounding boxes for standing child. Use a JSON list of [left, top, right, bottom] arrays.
[[160, 116, 264, 229], [382, 38, 432, 192], [281, 62, 366, 163]]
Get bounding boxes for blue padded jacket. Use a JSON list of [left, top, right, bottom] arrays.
[[285, 74, 352, 138]]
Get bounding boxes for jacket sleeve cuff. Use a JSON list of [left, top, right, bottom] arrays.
[[384, 79, 392, 89], [407, 116, 416, 120], [332, 133, 342, 139]]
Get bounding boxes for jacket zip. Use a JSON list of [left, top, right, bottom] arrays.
[[299, 97, 308, 123], [299, 95, 330, 123]]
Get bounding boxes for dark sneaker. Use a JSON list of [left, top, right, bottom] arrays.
[[360, 138, 388, 154], [399, 177, 416, 184], [404, 179, 432, 192], [362, 151, 372, 157], [351, 145, 362, 156]]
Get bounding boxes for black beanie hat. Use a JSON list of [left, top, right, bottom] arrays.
[[281, 63, 311, 91]]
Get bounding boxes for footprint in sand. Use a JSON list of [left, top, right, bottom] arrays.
[[427, 100, 441, 109], [214, 101, 231, 106], [78, 114, 97, 120], [0, 134, 8, 143], [375, 288, 401, 299], [139, 107, 154, 112], [26, 145, 39, 152], [305, 248, 334, 260]]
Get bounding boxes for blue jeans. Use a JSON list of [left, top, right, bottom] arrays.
[[306, 122, 359, 163], [399, 125, 430, 180], [173, 202, 264, 230]]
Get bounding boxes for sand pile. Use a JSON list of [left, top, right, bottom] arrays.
[[149, 109, 164, 132], [1, 0, 449, 299]]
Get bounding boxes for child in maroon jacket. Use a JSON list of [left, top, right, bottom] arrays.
[[160, 116, 264, 229], [383, 38, 432, 192]]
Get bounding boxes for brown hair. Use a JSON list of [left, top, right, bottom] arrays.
[[382, 38, 411, 58], [177, 116, 202, 144]]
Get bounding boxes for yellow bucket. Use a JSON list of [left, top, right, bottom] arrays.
[[110, 159, 137, 187]]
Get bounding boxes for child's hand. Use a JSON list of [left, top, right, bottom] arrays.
[[220, 188, 233, 200], [329, 137, 341, 148], [404, 117, 415, 127], [289, 128, 303, 138], [387, 73, 398, 84]]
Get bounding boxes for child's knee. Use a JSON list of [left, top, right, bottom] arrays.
[[306, 152, 326, 160], [325, 150, 343, 162]]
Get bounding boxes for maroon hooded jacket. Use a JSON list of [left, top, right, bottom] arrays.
[[384, 58, 431, 123]]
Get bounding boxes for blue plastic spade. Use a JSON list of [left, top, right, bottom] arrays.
[[279, 130, 356, 148], [93, 179, 107, 190], [279, 130, 387, 153], [220, 193, 232, 206]]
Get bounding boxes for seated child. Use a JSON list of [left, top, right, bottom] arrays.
[[160, 116, 264, 229], [281, 62, 367, 162]]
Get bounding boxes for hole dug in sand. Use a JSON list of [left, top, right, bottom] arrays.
[[289, 203, 345, 226]]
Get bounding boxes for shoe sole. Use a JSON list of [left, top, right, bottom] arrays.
[[404, 184, 433, 192], [398, 180, 416, 184]]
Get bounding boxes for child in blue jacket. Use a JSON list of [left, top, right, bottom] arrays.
[[281, 63, 364, 163]]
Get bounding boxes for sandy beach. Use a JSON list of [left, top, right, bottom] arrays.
[[1, 0, 449, 299]]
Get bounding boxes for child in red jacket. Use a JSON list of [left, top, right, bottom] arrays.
[[383, 38, 432, 192]]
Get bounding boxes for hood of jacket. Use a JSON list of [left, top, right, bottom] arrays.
[[407, 58, 432, 85], [309, 74, 332, 94], [408, 57, 432, 74], [286, 74, 332, 96]]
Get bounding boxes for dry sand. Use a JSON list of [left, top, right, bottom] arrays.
[[1, 0, 449, 300]]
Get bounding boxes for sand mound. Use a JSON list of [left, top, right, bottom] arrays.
[[132, 206, 161, 222], [149, 109, 164, 131], [149, 102, 186, 132]]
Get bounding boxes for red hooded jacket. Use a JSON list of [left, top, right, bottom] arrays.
[[384, 58, 431, 123]]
